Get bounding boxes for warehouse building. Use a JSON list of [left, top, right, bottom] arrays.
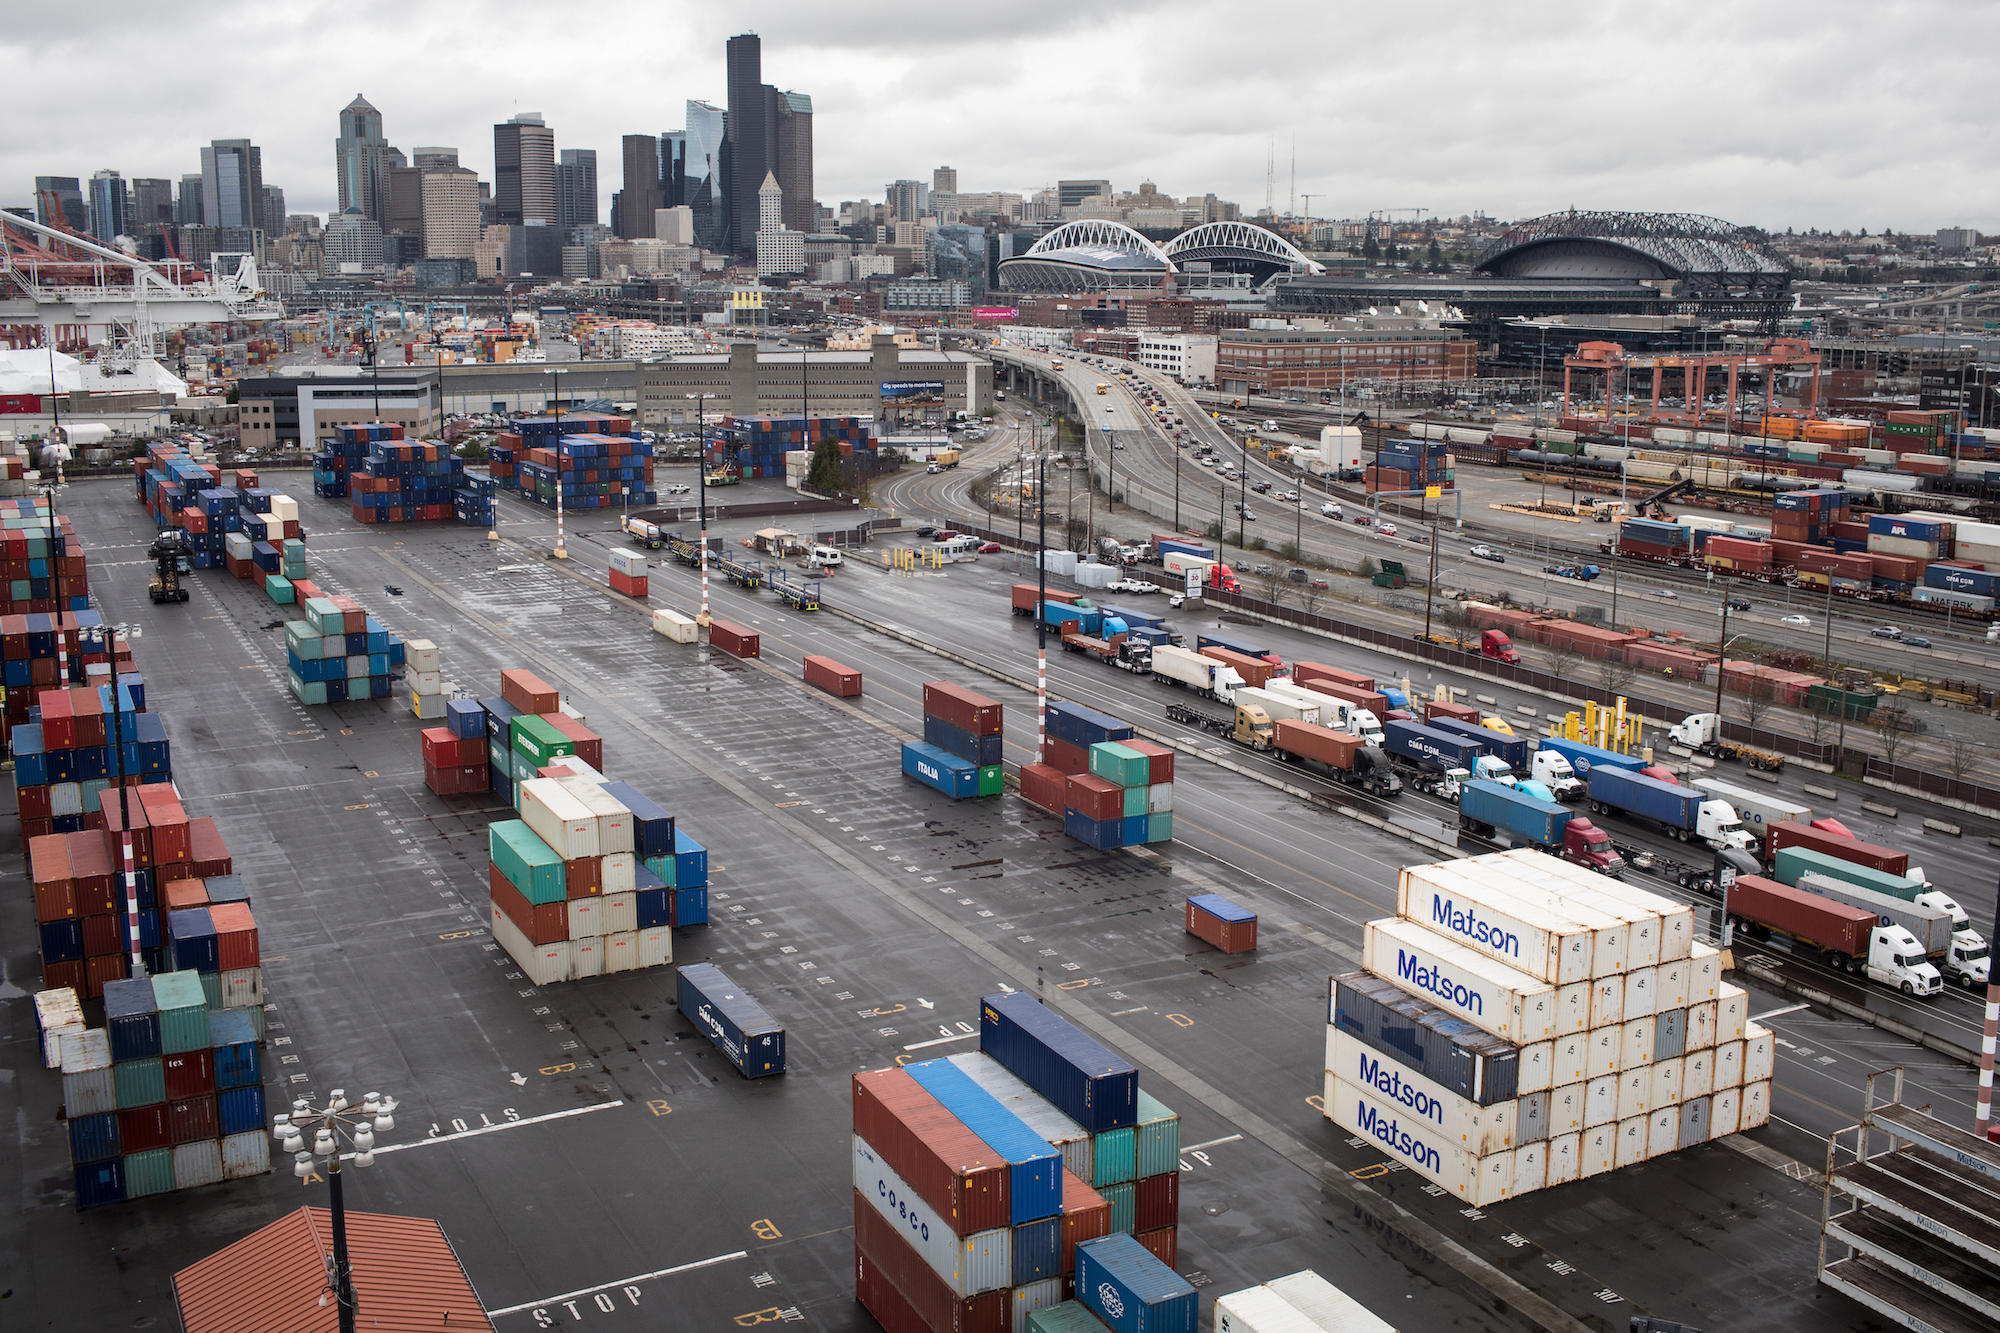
[[635, 335, 991, 426], [236, 370, 441, 451]]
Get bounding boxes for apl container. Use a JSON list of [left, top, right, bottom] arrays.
[[676, 963, 784, 1077], [905, 1058, 1063, 1224], [980, 991, 1138, 1133], [1075, 1233, 1199, 1333]]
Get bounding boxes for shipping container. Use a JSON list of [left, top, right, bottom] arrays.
[[905, 742, 981, 799], [676, 964, 784, 1077], [1328, 1076, 1514, 1205], [854, 1195, 1013, 1333], [1185, 894, 1257, 953], [1329, 972, 1520, 1106], [1396, 861, 1603, 985], [1220, 1270, 1399, 1333], [804, 655, 863, 698], [707, 619, 760, 658], [925, 681, 1004, 736], [1130, 1090, 1180, 1180], [852, 1068, 1012, 1236], [1324, 1029, 1516, 1154], [852, 1135, 1012, 1296], [1363, 918, 1557, 1043], [1074, 1234, 1198, 1333], [945, 1052, 1095, 1183], [980, 992, 1138, 1133], [905, 1059, 1063, 1224]]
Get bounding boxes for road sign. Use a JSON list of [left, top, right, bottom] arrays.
[[1425, 485, 1442, 499]]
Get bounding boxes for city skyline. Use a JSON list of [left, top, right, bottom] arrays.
[[4, 0, 1998, 234]]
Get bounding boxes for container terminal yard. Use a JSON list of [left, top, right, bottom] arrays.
[[4, 442, 1997, 1332]]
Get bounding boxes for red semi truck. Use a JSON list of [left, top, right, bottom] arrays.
[[1480, 630, 1523, 664]]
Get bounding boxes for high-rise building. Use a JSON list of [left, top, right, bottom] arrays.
[[131, 178, 175, 230], [886, 179, 928, 222], [758, 171, 784, 235], [659, 132, 686, 210], [420, 168, 481, 259], [681, 99, 728, 251], [33, 176, 86, 232], [616, 134, 663, 239], [493, 113, 556, 225], [1058, 179, 1111, 212], [725, 32, 767, 254], [87, 170, 128, 244], [323, 209, 386, 273], [770, 90, 813, 234], [556, 148, 598, 230], [412, 146, 460, 172], [933, 166, 957, 197], [202, 139, 265, 232], [176, 175, 204, 225], [334, 94, 404, 228], [262, 187, 287, 234]]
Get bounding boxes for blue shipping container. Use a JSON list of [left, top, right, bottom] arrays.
[[980, 992, 1138, 1133], [102, 977, 161, 1062], [73, 1159, 126, 1210], [1536, 735, 1646, 780], [1011, 1215, 1062, 1285], [906, 1058, 1064, 1224], [1075, 1234, 1199, 1333], [218, 1085, 267, 1137], [1331, 972, 1519, 1106], [1064, 808, 1124, 850], [69, 1112, 120, 1164], [1381, 719, 1486, 770], [924, 714, 1006, 767], [601, 780, 675, 858], [1925, 563, 2000, 598], [672, 886, 708, 927], [1868, 514, 1948, 540], [676, 963, 785, 1078], [903, 741, 980, 799], [1428, 717, 1530, 770], [208, 1008, 261, 1089], [1187, 893, 1255, 925], [1046, 701, 1135, 749]]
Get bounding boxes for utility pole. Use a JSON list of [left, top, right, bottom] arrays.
[[1035, 450, 1048, 757]]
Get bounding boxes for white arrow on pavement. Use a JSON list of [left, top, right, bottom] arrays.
[[509, 1072, 527, 1086], [917, 998, 934, 1009]]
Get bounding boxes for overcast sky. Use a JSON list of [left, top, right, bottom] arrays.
[[7, 0, 1996, 234]]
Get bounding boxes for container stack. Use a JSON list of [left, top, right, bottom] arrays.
[[312, 421, 401, 499], [0, 496, 91, 615], [348, 439, 470, 524], [1019, 702, 1173, 851], [851, 992, 1184, 1333], [404, 637, 443, 720], [425, 696, 492, 796], [1769, 488, 1851, 547], [1367, 437, 1453, 495], [902, 681, 1004, 800], [718, 414, 874, 481], [1213, 1270, 1397, 1333], [515, 432, 657, 512], [1328, 848, 1770, 1203], [283, 596, 408, 705], [608, 549, 649, 598]]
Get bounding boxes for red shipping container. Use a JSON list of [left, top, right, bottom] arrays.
[[853, 1196, 1011, 1333], [1135, 1225, 1178, 1269], [851, 1068, 1011, 1235], [854, 1245, 930, 1333], [42, 959, 86, 995], [1424, 699, 1481, 725], [1185, 896, 1258, 954], [16, 783, 50, 820], [804, 655, 863, 698], [167, 1093, 217, 1145], [500, 668, 561, 715], [118, 1104, 173, 1154], [609, 569, 649, 598], [69, 835, 118, 916], [97, 797, 151, 861], [80, 911, 124, 957], [490, 870, 569, 945], [187, 816, 232, 877], [208, 902, 259, 970], [1767, 821, 1907, 875], [1122, 738, 1175, 786], [1064, 773, 1124, 823], [708, 619, 760, 658], [1134, 1170, 1179, 1232], [1059, 1170, 1112, 1274], [922, 681, 1003, 736], [1018, 762, 1066, 815], [33, 878, 77, 925], [1040, 737, 1091, 776], [161, 877, 209, 911], [1203, 646, 1284, 688], [543, 713, 603, 769], [84, 952, 127, 998], [162, 1049, 215, 1099]]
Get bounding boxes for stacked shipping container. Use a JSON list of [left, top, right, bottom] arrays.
[[1018, 702, 1174, 850], [1367, 438, 1453, 496], [905, 681, 1004, 800], [283, 595, 409, 706], [719, 415, 875, 482], [515, 432, 657, 511], [1327, 848, 1770, 1202]]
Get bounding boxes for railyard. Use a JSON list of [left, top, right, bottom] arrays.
[[1, 467, 1989, 1331]]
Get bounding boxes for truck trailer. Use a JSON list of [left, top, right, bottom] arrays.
[[1151, 644, 1245, 701], [1723, 875, 1942, 996], [1586, 766, 1755, 851], [1456, 779, 1624, 874], [1272, 719, 1404, 797]]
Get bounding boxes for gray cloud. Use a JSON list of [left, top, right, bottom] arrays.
[[5, 0, 1995, 232]]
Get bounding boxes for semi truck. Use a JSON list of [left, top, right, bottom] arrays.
[[1232, 684, 1320, 726], [1456, 779, 1624, 875], [1151, 644, 1246, 702], [1765, 821, 1909, 877], [1263, 680, 1385, 745], [1164, 552, 1242, 592], [1665, 711, 1786, 771], [1295, 671, 1391, 720], [1723, 875, 1943, 996], [1480, 630, 1523, 664], [1197, 631, 1279, 662], [1771, 846, 1978, 960], [1691, 777, 1810, 840], [1382, 718, 1489, 773], [1430, 717, 1530, 770], [1201, 645, 1287, 688], [1585, 766, 1756, 851], [1270, 720, 1404, 797], [1792, 871, 1985, 987], [1537, 735, 1646, 781], [1167, 700, 1274, 750], [1525, 748, 1584, 800], [1059, 628, 1153, 673], [1152, 534, 1214, 562]]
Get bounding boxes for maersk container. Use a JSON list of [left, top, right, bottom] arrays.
[[1325, 1028, 1516, 1154], [980, 991, 1138, 1133], [944, 1051, 1095, 1184], [675, 963, 785, 1078], [1382, 719, 1485, 769], [903, 741, 980, 799], [1362, 918, 1558, 1043], [1430, 717, 1530, 770], [1329, 1077, 1513, 1205], [1397, 855, 1598, 985], [1329, 971, 1521, 1106], [1536, 736, 1645, 780], [906, 1058, 1064, 1224], [1075, 1234, 1199, 1333], [851, 1135, 1012, 1296]]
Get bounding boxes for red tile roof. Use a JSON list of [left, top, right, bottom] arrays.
[[173, 1206, 493, 1332]]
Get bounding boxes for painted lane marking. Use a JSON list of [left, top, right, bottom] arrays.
[[361, 1100, 624, 1157], [1752, 1003, 1810, 1021], [1182, 1133, 1244, 1153], [901, 1032, 978, 1052], [486, 1249, 751, 1318]]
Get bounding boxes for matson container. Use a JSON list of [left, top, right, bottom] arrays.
[[651, 608, 698, 643], [676, 963, 784, 1078], [1522, 851, 1694, 963], [1325, 1028, 1516, 1154], [804, 655, 863, 698], [852, 1136, 1012, 1296], [1362, 918, 1557, 1043], [924, 681, 1003, 736], [1328, 1076, 1515, 1206], [979, 992, 1138, 1133], [853, 1069, 1011, 1235], [1185, 894, 1257, 953], [707, 619, 760, 658], [1397, 863, 1603, 985], [853, 1196, 1012, 1333], [1329, 972, 1521, 1107], [1075, 1234, 1199, 1333]]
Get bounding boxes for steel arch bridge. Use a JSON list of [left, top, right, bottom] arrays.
[[1161, 222, 1324, 278], [1022, 219, 1177, 267]]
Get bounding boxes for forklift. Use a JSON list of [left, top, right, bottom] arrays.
[[148, 529, 192, 604]]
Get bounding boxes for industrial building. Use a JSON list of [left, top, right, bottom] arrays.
[[1214, 319, 1478, 395], [634, 335, 990, 425], [235, 370, 441, 451]]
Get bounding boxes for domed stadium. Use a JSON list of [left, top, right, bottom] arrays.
[[1473, 209, 1789, 303]]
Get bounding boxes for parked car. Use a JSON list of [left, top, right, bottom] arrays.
[[915, 525, 937, 538], [977, 542, 1002, 554], [1468, 544, 1504, 563]]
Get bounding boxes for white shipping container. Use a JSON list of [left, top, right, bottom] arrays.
[[405, 667, 443, 695], [405, 638, 441, 672], [1552, 979, 1590, 1036], [652, 608, 699, 643], [1646, 1106, 1681, 1159], [1615, 1115, 1650, 1169], [602, 851, 637, 895], [60, 1028, 115, 1117], [520, 778, 600, 859], [1584, 1074, 1618, 1128], [852, 1136, 1012, 1294], [602, 890, 638, 934], [493, 912, 572, 985], [1363, 918, 1557, 1043], [948, 1052, 1095, 1183], [637, 926, 672, 969], [1149, 783, 1174, 814], [1687, 942, 1721, 1002], [1537, 853, 1696, 963], [51, 782, 82, 817], [1620, 1017, 1656, 1071], [1686, 1000, 1718, 1050], [1014, 1278, 1064, 1330], [1741, 1080, 1772, 1130], [1585, 1026, 1621, 1081], [1623, 966, 1657, 1019], [1546, 1132, 1582, 1186], [570, 933, 606, 979], [1717, 984, 1748, 1042], [602, 930, 641, 973], [1581, 1124, 1617, 1178], [1214, 1287, 1344, 1333], [1711, 1086, 1742, 1137], [1459, 855, 1632, 972], [1326, 1031, 1517, 1154], [221, 1128, 271, 1179], [558, 776, 634, 854], [1587, 974, 1625, 1030], [1654, 959, 1689, 1011], [271, 494, 300, 522], [221, 966, 265, 1009], [1545, 1082, 1585, 1135], [567, 895, 604, 938], [173, 1139, 225, 1190], [1615, 1068, 1652, 1121], [34, 987, 84, 1069], [1650, 1056, 1684, 1109], [1683, 1049, 1714, 1099], [1714, 1040, 1744, 1089], [1517, 1040, 1553, 1095], [541, 755, 606, 784], [1396, 862, 1602, 984], [1744, 1023, 1775, 1082], [1327, 1077, 1515, 1206], [1259, 1271, 1401, 1333], [1513, 1140, 1548, 1195], [1552, 1033, 1586, 1087]]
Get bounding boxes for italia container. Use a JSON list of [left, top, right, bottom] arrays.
[[1396, 860, 1601, 984], [1075, 1233, 1198, 1333], [1326, 1076, 1515, 1206], [1185, 894, 1257, 953], [852, 1068, 1012, 1235], [1325, 1028, 1516, 1154], [851, 1135, 1012, 1296], [980, 992, 1138, 1133], [1362, 918, 1558, 1043], [804, 655, 863, 698], [905, 1058, 1063, 1224], [1330, 972, 1520, 1106], [675, 963, 784, 1077], [904, 742, 980, 799]]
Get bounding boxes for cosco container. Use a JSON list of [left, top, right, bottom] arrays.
[[1328, 1076, 1515, 1206], [1185, 894, 1257, 953], [906, 1059, 1063, 1224], [1362, 918, 1558, 1043], [1074, 1233, 1198, 1333], [980, 992, 1138, 1133], [944, 1052, 1095, 1183], [676, 963, 784, 1077], [1325, 1028, 1516, 1154], [1329, 971, 1520, 1106], [852, 1194, 1012, 1333], [851, 1135, 1011, 1296], [851, 1068, 1011, 1235]]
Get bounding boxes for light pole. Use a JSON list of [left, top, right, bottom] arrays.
[[272, 1089, 399, 1333], [685, 393, 711, 625], [1035, 449, 1049, 757], [549, 368, 567, 560]]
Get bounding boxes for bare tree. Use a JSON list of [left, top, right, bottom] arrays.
[[1433, 602, 1474, 649], [1737, 684, 1775, 733], [1944, 732, 1979, 785], [1595, 656, 1635, 699], [1544, 641, 1581, 680], [1300, 582, 1326, 617], [1260, 566, 1288, 605], [1872, 710, 1911, 769]]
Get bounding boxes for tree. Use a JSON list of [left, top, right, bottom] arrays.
[[1362, 236, 1381, 261], [1737, 683, 1774, 733], [1300, 582, 1326, 617], [1426, 239, 1446, 273], [1595, 656, 1635, 699], [1544, 641, 1581, 680], [1259, 565, 1287, 603], [805, 437, 843, 492], [1944, 733, 1978, 786]]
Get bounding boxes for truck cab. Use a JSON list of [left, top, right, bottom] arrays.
[[1480, 629, 1523, 664], [1529, 749, 1583, 800], [1232, 703, 1275, 750], [1471, 755, 1514, 784], [1422, 766, 1469, 801], [1947, 936, 1990, 988], [1668, 711, 1721, 751], [1696, 799, 1756, 852], [1512, 778, 1559, 804], [1865, 927, 1944, 996], [1345, 707, 1386, 747], [1562, 817, 1624, 876]]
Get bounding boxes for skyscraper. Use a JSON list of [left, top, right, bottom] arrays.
[[262, 186, 287, 234], [420, 168, 481, 260], [616, 134, 662, 238], [176, 175, 204, 225], [933, 166, 957, 197], [493, 113, 556, 225], [659, 133, 686, 209], [87, 170, 128, 244], [557, 148, 598, 230], [758, 171, 784, 235], [681, 99, 728, 251], [724, 33, 767, 255], [131, 178, 175, 231], [34, 176, 85, 231], [201, 139, 265, 232], [770, 90, 813, 234], [335, 94, 404, 228], [886, 179, 928, 222]]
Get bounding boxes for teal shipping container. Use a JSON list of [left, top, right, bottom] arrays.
[[152, 972, 210, 1055], [1131, 1090, 1181, 1178], [1089, 742, 1151, 789], [491, 820, 565, 904]]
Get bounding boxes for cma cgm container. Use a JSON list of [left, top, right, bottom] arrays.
[[675, 963, 785, 1077], [1185, 894, 1257, 953], [1075, 1234, 1198, 1333], [980, 992, 1137, 1132]]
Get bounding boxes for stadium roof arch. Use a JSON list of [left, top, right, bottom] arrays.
[[996, 219, 1175, 293], [1161, 222, 1324, 282], [1474, 210, 1789, 302]]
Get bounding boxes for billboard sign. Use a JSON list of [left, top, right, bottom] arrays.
[[880, 381, 946, 407]]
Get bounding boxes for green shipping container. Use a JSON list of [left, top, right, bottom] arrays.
[[1027, 1305, 1113, 1333], [115, 1057, 166, 1109], [1147, 812, 1173, 843], [1774, 845, 1925, 902], [303, 597, 344, 635], [512, 715, 575, 767], [1099, 1180, 1137, 1235], [284, 621, 327, 659], [123, 1147, 177, 1198], [152, 972, 210, 1054], [1132, 1089, 1182, 1178], [265, 575, 295, 603], [1091, 1124, 1137, 1187], [1122, 784, 1149, 818], [1089, 741, 1151, 789], [289, 672, 328, 705], [509, 750, 538, 783], [643, 853, 678, 888], [199, 972, 223, 1009], [490, 820, 566, 905], [977, 764, 1004, 797]]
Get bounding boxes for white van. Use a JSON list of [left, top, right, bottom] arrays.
[[808, 545, 844, 569], [937, 536, 979, 558]]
